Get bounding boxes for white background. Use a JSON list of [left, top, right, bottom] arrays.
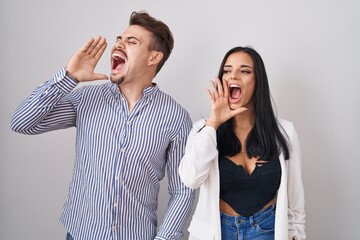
[[1, 0, 359, 239]]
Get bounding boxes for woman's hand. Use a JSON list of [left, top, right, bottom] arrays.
[[66, 36, 109, 82], [206, 77, 247, 129]]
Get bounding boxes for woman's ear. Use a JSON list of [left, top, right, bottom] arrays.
[[147, 51, 163, 67]]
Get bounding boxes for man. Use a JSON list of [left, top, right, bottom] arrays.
[[11, 11, 194, 240]]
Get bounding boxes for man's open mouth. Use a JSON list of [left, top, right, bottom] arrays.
[[112, 52, 126, 71]]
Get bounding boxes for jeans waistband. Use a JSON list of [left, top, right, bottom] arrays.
[[220, 204, 275, 227]]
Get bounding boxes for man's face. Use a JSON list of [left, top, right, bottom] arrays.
[[110, 25, 154, 85]]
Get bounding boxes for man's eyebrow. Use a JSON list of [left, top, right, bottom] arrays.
[[127, 36, 140, 41], [116, 36, 140, 42]]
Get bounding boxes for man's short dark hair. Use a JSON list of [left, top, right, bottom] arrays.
[[129, 11, 174, 75]]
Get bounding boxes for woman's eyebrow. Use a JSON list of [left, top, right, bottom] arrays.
[[224, 64, 253, 69], [240, 64, 253, 69]]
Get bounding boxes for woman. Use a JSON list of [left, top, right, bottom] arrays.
[[179, 46, 305, 240]]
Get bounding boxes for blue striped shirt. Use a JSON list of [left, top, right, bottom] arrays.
[[11, 68, 195, 240]]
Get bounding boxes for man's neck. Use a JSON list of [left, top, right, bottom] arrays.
[[118, 81, 153, 112]]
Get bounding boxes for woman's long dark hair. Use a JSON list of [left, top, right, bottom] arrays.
[[216, 46, 290, 160]]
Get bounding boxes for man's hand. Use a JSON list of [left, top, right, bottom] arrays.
[[206, 77, 247, 129], [66, 36, 109, 82]]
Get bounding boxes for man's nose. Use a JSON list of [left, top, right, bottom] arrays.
[[115, 39, 125, 50]]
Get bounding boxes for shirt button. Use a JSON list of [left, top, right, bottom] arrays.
[[115, 176, 119, 181], [114, 203, 118, 208], [121, 147, 126, 152], [112, 224, 116, 230], [126, 120, 132, 125]]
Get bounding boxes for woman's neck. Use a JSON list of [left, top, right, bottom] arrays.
[[233, 108, 255, 145]]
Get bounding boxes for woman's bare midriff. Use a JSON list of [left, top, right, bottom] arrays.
[[220, 197, 276, 216]]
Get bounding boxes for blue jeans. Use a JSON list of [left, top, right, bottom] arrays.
[[220, 204, 275, 240]]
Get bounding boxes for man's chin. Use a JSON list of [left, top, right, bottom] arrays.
[[110, 75, 125, 85]]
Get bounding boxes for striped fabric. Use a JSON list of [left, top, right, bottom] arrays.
[[11, 68, 195, 240]]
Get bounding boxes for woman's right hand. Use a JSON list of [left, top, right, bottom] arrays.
[[206, 77, 247, 129]]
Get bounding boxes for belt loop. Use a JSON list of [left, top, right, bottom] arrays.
[[249, 215, 254, 225], [249, 215, 257, 229], [235, 216, 240, 227]]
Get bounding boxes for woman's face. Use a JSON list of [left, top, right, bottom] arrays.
[[222, 51, 256, 110]]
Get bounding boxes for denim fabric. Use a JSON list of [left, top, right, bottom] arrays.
[[220, 204, 275, 240], [66, 232, 74, 240]]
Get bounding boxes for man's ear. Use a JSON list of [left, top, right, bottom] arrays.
[[147, 51, 163, 67]]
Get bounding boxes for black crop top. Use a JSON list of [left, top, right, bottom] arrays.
[[219, 156, 281, 217]]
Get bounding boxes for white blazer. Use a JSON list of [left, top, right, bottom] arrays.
[[179, 119, 306, 240]]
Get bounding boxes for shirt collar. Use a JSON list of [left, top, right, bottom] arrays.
[[109, 82, 159, 99]]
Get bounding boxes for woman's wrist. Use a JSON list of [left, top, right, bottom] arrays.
[[205, 119, 221, 130]]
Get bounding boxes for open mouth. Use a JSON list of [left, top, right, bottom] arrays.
[[229, 84, 242, 101], [112, 52, 126, 72]]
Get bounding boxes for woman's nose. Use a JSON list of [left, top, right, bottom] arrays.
[[229, 74, 239, 80]]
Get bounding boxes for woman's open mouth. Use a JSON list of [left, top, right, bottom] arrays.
[[229, 84, 242, 103]]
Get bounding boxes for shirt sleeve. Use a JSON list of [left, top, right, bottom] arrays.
[[286, 124, 306, 240], [11, 68, 80, 135], [178, 119, 218, 189], [155, 112, 195, 240]]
